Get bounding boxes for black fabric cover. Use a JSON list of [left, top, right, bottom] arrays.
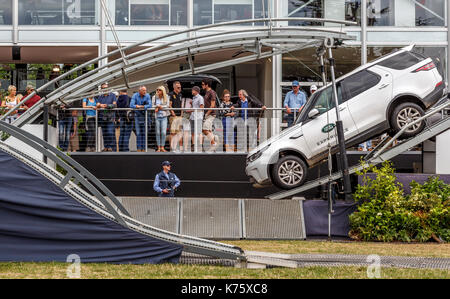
[[303, 200, 357, 237], [0, 151, 182, 264]]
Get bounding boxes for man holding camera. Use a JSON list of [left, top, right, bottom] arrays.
[[153, 161, 181, 197]]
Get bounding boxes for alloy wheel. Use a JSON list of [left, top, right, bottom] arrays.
[[278, 160, 304, 186]]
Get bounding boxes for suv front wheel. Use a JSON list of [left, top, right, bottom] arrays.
[[271, 155, 308, 190], [390, 102, 425, 139]]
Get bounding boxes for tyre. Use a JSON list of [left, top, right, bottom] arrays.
[[390, 102, 425, 139], [271, 155, 308, 190]]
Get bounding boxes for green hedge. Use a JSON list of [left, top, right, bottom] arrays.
[[349, 161, 450, 242]]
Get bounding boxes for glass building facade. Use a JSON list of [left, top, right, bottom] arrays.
[[0, 0, 448, 134]]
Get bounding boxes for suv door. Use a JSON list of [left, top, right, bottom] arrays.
[[301, 83, 358, 159], [343, 68, 392, 134]]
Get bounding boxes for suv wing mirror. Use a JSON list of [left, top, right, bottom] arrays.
[[308, 108, 320, 119]]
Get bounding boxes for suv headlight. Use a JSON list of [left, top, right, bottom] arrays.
[[247, 144, 270, 164]]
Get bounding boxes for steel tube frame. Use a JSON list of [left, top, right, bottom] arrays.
[[327, 45, 352, 202], [0, 121, 130, 226], [50, 30, 350, 102], [4, 17, 355, 123]]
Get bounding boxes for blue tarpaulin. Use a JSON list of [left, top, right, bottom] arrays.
[[0, 150, 182, 264]]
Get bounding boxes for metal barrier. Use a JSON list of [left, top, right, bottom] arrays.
[[56, 107, 301, 153], [57, 106, 411, 154], [120, 197, 307, 240]]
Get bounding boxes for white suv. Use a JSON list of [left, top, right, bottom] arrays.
[[246, 45, 446, 190]]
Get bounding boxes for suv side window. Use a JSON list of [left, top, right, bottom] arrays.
[[377, 51, 425, 70], [341, 70, 380, 100], [311, 84, 343, 116]]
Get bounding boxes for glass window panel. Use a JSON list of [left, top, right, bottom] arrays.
[[254, 0, 268, 18], [194, 0, 212, 25], [194, 0, 269, 26], [367, 0, 395, 26], [286, 0, 324, 26], [171, 0, 187, 26], [282, 47, 361, 82], [214, 0, 252, 24], [0, 0, 12, 25], [345, 0, 361, 25], [415, 0, 445, 26], [115, 0, 129, 25], [18, 0, 96, 25], [368, 0, 446, 27], [283, 1, 361, 27], [130, 0, 170, 25]]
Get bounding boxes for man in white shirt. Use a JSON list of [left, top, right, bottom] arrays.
[[190, 86, 204, 150]]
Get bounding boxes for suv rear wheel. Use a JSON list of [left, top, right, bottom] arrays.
[[271, 155, 308, 190], [390, 102, 425, 139]]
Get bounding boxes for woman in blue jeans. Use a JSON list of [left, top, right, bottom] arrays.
[[219, 89, 235, 152], [153, 86, 170, 152]]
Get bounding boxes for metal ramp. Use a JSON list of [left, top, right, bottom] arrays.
[[267, 99, 450, 200], [0, 120, 245, 261], [0, 120, 308, 268]]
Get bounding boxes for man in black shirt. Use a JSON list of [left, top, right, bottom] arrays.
[[169, 81, 183, 151]]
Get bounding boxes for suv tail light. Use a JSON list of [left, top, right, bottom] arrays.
[[413, 61, 436, 72]]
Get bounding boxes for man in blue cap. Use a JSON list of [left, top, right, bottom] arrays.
[[153, 161, 181, 197], [283, 80, 307, 127]]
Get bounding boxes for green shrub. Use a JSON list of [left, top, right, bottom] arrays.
[[349, 161, 450, 243]]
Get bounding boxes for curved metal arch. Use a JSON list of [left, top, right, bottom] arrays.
[[46, 27, 350, 103], [50, 30, 349, 101], [5, 17, 355, 124], [0, 121, 130, 226], [14, 35, 353, 126]]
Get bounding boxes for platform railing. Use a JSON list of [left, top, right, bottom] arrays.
[[56, 107, 302, 153], [54, 105, 413, 154]]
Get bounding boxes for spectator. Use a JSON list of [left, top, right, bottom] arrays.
[[367, 1, 377, 26], [169, 81, 183, 151], [96, 83, 117, 152], [153, 161, 181, 197], [82, 96, 97, 152], [2, 85, 21, 123], [23, 85, 41, 109], [58, 103, 73, 152], [190, 86, 204, 150], [219, 89, 235, 152], [130, 86, 152, 152], [201, 78, 218, 151], [68, 110, 79, 152], [153, 86, 170, 152], [310, 85, 318, 95], [179, 94, 193, 152], [232, 89, 266, 152], [117, 90, 132, 152], [284, 80, 307, 127]]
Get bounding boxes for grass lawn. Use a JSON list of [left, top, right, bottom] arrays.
[[224, 240, 450, 258], [0, 241, 448, 279]]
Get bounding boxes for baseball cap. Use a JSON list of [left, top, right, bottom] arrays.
[[310, 85, 318, 92], [162, 161, 171, 166], [292, 80, 300, 87], [192, 86, 200, 93]]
